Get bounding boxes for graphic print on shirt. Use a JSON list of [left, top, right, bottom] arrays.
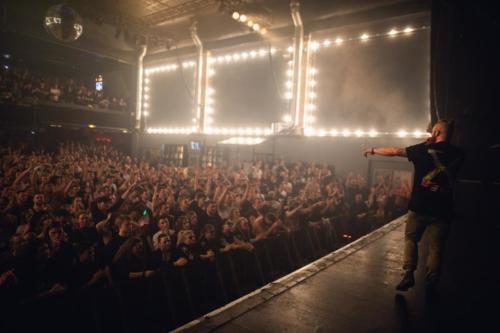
[[421, 149, 459, 192]]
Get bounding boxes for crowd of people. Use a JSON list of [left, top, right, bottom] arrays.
[[0, 66, 129, 111], [0, 141, 410, 331]]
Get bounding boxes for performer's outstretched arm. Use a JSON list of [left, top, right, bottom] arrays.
[[363, 147, 407, 158]]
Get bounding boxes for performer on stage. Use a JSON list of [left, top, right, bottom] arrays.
[[363, 120, 464, 291]]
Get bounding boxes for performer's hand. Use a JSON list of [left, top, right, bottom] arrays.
[[363, 148, 373, 158]]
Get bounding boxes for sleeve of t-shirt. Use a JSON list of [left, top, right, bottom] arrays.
[[405, 142, 426, 163]]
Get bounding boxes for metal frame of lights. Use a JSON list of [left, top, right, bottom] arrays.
[[282, 55, 294, 124], [219, 137, 267, 145], [143, 23, 431, 139], [202, 45, 287, 136], [303, 24, 431, 139], [142, 60, 197, 134], [231, 11, 268, 35]]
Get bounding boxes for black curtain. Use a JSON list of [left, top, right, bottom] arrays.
[[430, 0, 500, 149]]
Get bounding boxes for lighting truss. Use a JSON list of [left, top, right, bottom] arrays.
[[144, 23, 431, 139], [303, 24, 430, 138], [141, 59, 196, 127], [202, 45, 282, 136], [218, 137, 267, 145]]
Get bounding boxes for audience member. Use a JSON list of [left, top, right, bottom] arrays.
[[0, 66, 128, 111], [0, 140, 410, 330]]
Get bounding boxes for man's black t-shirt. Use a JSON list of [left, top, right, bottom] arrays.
[[199, 212, 223, 234], [406, 141, 464, 218]]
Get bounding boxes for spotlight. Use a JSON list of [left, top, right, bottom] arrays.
[[239, 14, 247, 22], [404, 26, 414, 33], [252, 23, 260, 31], [260, 28, 267, 35], [247, 20, 253, 27], [397, 130, 408, 138], [368, 129, 378, 137], [310, 41, 320, 50], [335, 37, 344, 45], [388, 29, 398, 36], [232, 12, 240, 20], [413, 130, 423, 138], [360, 33, 369, 41]]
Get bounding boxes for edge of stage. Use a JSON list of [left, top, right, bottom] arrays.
[[172, 210, 497, 333], [173, 216, 408, 333]]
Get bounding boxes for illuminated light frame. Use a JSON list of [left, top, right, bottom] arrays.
[[303, 128, 430, 139], [144, 24, 430, 139], [231, 12, 267, 35], [142, 59, 196, 134], [202, 45, 283, 136], [282, 55, 294, 125], [307, 25, 428, 53], [219, 136, 267, 145], [303, 24, 430, 138]]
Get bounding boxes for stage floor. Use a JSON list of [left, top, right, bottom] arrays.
[[173, 214, 496, 333]]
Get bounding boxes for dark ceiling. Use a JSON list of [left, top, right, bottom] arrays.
[[1, 0, 430, 67]]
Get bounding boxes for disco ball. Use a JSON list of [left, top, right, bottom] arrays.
[[44, 4, 83, 42]]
